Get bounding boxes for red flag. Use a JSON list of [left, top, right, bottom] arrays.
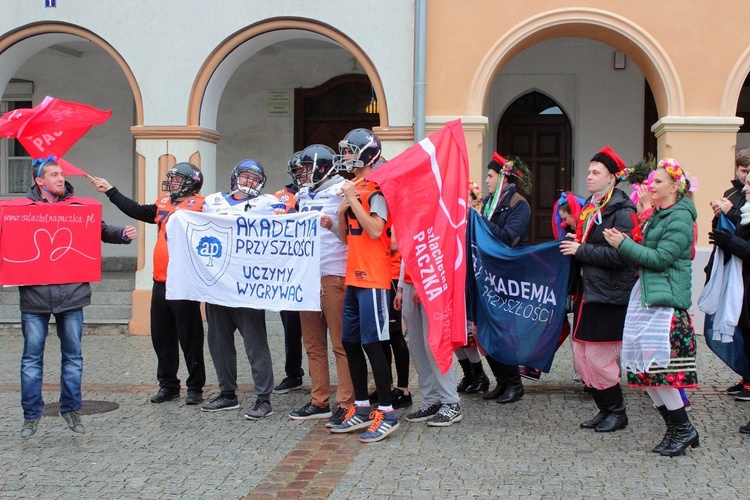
[[0, 96, 111, 177], [366, 120, 469, 374]]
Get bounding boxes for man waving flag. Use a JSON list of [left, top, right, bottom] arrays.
[[366, 119, 469, 374]]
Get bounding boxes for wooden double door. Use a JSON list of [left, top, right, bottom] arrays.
[[497, 114, 572, 243]]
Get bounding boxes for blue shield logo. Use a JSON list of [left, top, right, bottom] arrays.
[[187, 221, 232, 286]]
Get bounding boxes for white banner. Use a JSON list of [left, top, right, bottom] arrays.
[[165, 210, 321, 311]]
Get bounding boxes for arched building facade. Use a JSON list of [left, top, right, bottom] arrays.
[[2, 1, 750, 332]]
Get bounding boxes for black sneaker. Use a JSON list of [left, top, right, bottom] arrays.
[[289, 402, 332, 420], [273, 377, 304, 394], [201, 395, 240, 412], [736, 384, 750, 401], [391, 388, 413, 409], [244, 399, 273, 420], [325, 406, 348, 428], [185, 391, 204, 405], [405, 402, 442, 422], [427, 403, 462, 427], [727, 379, 746, 395]]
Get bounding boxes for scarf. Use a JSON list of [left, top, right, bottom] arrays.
[[483, 174, 505, 219], [576, 179, 616, 243], [741, 202, 750, 226]]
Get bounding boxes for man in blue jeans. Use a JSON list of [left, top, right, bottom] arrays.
[[18, 158, 136, 438]]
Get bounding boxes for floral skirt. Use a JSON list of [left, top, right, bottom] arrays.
[[626, 309, 698, 388]]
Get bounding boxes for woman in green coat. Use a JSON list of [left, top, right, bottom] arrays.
[[603, 158, 700, 457]]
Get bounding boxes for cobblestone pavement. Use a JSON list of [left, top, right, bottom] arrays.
[[0, 319, 749, 498]]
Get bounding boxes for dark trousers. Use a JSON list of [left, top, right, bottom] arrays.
[[150, 280, 205, 392], [280, 310, 304, 379], [383, 279, 410, 387]]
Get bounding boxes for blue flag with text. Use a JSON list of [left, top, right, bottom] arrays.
[[467, 210, 570, 371]]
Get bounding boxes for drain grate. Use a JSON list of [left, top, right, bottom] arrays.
[[42, 400, 119, 417]]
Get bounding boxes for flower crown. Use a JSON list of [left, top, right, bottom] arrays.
[[468, 180, 482, 199], [616, 167, 634, 183], [658, 157, 688, 194]]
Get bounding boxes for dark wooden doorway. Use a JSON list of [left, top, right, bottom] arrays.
[[294, 74, 379, 152], [497, 92, 572, 243]]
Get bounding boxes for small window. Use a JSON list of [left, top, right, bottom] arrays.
[[1, 98, 33, 195]]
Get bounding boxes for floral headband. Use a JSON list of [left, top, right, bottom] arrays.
[[468, 180, 482, 199], [616, 167, 635, 183], [32, 155, 58, 178], [492, 152, 516, 176], [658, 157, 690, 195]]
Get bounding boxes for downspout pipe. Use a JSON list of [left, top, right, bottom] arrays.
[[413, 0, 427, 142]]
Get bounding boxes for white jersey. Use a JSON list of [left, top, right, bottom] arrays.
[[202, 192, 284, 215], [296, 176, 347, 277]]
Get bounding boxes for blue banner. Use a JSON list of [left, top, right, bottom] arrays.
[[467, 210, 570, 371]]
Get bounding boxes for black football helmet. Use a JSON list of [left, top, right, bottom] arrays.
[[162, 162, 203, 199], [286, 151, 306, 188], [337, 128, 381, 172], [231, 158, 266, 197], [299, 144, 336, 188]]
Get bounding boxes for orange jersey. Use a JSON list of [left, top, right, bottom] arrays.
[[153, 194, 204, 282], [390, 249, 402, 280], [274, 185, 297, 214], [403, 265, 413, 285], [344, 180, 392, 289]]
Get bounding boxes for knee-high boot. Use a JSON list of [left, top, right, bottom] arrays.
[[497, 364, 524, 404], [482, 356, 507, 400], [594, 384, 628, 433], [466, 362, 489, 394], [659, 407, 699, 456], [456, 358, 474, 393], [579, 388, 606, 429], [652, 405, 674, 453]]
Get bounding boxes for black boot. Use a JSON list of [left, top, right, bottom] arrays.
[[652, 405, 675, 453], [466, 362, 490, 394], [660, 407, 699, 456], [456, 358, 475, 393], [594, 384, 628, 433], [497, 364, 524, 404], [579, 388, 606, 429], [482, 356, 507, 400]]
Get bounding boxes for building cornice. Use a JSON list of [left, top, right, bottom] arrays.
[[130, 126, 222, 144], [651, 116, 744, 137], [425, 116, 489, 134]]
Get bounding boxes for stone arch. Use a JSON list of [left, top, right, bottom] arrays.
[[467, 8, 683, 119], [0, 21, 144, 124], [722, 45, 750, 117], [189, 18, 388, 130]]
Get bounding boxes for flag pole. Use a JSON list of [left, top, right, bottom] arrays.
[[336, 176, 364, 195]]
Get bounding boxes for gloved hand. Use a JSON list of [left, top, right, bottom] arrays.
[[708, 228, 733, 248]]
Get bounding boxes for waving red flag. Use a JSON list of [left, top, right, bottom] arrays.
[[366, 119, 469, 374], [0, 96, 111, 176]]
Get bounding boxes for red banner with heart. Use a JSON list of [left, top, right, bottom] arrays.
[[0, 199, 102, 286]]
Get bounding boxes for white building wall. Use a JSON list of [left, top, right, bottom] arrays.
[[1, 0, 415, 127], [1, 0, 416, 258], [485, 38, 645, 196]]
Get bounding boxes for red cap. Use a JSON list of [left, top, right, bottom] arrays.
[[595, 145, 627, 173]]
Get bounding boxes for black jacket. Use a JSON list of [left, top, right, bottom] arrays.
[[574, 188, 637, 305], [18, 182, 131, 314], [482, 183, 530, 247]]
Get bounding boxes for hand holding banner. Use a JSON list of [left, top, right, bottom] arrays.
[[165, 210, 322, 312]]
